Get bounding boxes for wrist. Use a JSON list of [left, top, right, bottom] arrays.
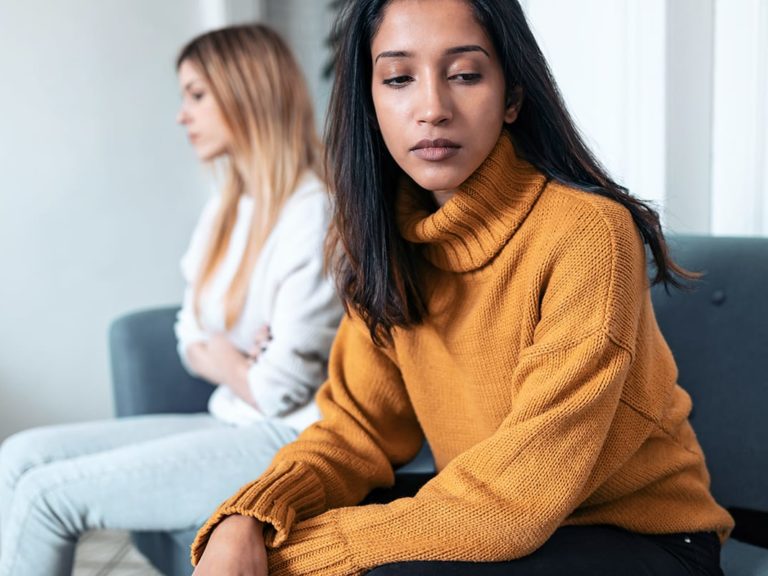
[[229, 355, 259, 409]]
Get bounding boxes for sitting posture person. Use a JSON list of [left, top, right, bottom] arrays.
[[191, 1, 733, 576], [0, 23, 342, 576]]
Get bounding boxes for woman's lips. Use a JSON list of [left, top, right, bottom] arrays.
[[410, 139, 460, 161]]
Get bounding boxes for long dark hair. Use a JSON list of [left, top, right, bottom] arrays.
[[326, 0, 693, 344]]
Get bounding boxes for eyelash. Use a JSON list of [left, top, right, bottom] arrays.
[[452, 73, 482, 84], [382, 75, 412, 88], [382, 73, 482, 88]]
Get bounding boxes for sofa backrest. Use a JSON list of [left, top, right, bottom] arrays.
[[110, 307, 213, 417], [650, 235, 768, 513]]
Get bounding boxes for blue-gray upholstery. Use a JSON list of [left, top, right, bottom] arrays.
[[110, 236, 768, 575], [109, 307, 209, 576], [650, 236, 768, 575]]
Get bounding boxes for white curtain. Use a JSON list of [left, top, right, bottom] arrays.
[[711, 0, 768, 236], [525, 0, 768, 237]]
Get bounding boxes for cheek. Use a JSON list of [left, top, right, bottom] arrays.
[[469, 91, 507, 125], [372, 92, 407, 143]]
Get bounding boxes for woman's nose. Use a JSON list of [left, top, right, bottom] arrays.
[[176, 106, 189, 125], [416, 78, 452, 126]]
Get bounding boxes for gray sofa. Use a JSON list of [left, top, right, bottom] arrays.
[[109, 235, 768, 576]]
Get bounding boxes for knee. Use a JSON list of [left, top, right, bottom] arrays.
[[9, 463, 76, 527], [0, 428, 62, 490]]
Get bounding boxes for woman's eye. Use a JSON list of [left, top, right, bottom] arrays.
[[450, 73, 482, 84], [192, 91, 206, 101], [382, 75, 413, 88]]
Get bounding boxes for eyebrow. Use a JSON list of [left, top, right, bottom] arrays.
[[374, 44, 490, 64]]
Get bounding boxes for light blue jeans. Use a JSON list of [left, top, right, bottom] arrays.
[[0, 413, 298, 576]]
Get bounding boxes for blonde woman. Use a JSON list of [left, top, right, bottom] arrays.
[[0, 24, 342, 576]]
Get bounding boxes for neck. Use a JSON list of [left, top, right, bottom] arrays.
[[397, 131, 548, 272], [431, 188, 457, 208]]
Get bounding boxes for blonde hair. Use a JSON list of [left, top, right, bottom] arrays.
[[177, 24, 323, 329]]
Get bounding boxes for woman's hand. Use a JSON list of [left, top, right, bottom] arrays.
[[207, 333, 250, 382], [206, 334, 261, 408], [186, 336, 246, 385], [247, 324, 272, 362], [193, 515, 268, 576], [187, 335, 259, 409]]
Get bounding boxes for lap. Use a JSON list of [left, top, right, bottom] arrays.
[[0, 413, 222, 479], [3, 416, 299, 530], [367, 526, 723, 576]]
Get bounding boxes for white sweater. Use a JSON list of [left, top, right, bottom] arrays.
[[174, 172, 343, 431]]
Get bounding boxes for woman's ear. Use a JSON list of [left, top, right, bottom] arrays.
[[504, 85, 524, 124]]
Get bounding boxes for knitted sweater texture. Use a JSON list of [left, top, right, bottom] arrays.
[[191, 133, 733, 575]]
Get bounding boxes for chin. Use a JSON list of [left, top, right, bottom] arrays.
[[405, 164, 472, 194], [198, 149, 224, 163], [410, 174, 466, 194]]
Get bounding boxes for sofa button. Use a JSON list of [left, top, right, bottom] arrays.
[[711, 290, 726, 306]]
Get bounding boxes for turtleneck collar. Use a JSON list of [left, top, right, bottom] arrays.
[[397, 131, 548, 272]]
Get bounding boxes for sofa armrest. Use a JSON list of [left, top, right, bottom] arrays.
[[109, 306, 213, 417]]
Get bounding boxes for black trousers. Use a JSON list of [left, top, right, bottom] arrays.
[[364, 476, 723, 576], [366, 526, 722, 575]]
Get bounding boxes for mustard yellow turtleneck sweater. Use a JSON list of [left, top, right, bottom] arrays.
[[192, 133, 733, 575]]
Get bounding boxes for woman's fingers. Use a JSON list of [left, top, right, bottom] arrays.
[[249, 325, 272, 360]]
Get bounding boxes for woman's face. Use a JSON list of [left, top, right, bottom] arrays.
[[177, 60, 231, 161], [370, 0, 519, 199]]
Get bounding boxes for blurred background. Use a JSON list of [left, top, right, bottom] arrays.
[[1, 0, 766, 441]]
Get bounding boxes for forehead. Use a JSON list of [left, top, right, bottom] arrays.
[[178, 60, 205, 85], [372, 0, 490, 55]]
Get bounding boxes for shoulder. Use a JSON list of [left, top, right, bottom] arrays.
[[532, 181, 645, 272], [285, 172, 331, 212], [196, 194, 222, 230], [276, 172, 331, 232], [269, 172, 331, 259], [538, 181, 637, 243], [529, 181, 649, 350], [180, 194, 221, 279]]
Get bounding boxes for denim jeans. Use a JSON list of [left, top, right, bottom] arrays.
[[364, 474, 724, 576], [0, 413, 297, 576], [367, 526, 723, 576]]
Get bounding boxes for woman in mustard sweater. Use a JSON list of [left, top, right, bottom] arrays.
[[191, 1, 733, 574]]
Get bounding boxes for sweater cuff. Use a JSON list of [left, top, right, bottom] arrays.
[[268, 510, 362, 576], [190, 460, 326, 564]]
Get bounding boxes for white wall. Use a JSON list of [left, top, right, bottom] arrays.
[[265, 0, 336, 128], [0, 1, 210, 440]]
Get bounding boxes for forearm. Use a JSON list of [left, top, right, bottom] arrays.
[[191, 316, 423, 563], [186, 342, 257, 408], [185, 342, 219, 383], [193, 515, 268, 576]]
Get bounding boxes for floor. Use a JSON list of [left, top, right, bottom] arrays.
[[73, 530, 161, 576]]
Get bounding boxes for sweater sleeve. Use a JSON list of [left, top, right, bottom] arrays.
[[190, 314, 426, 564], [244, 191, 344, 417]]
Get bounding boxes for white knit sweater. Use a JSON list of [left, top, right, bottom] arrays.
[[174, 172, 343, 431]]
